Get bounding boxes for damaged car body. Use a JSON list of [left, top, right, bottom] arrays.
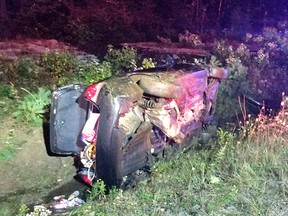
[[49, 64, 227, 188]]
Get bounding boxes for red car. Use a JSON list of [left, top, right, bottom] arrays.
[[49, 64, 227, 188]]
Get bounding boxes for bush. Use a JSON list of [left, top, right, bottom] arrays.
[[40, 51, 78, 86], [12, 0, 70, 38], [63, 20, 95, 48], [104, 45, 137, 74], [16, 58, 40, 79], [76, 55, 112, 84], [212, 40, 251, 125]]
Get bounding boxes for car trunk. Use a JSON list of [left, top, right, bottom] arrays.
[[49, 84, 88, 156]]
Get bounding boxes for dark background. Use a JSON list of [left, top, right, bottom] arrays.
[[0, 0, 287, 55]]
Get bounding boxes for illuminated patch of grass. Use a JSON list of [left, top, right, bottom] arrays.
[[0, 145, 17, 160], [71, 104, 288, 215]]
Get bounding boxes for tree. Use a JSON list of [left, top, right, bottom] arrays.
[[0, 0, 9, 37], [0, 0, 8, 21]]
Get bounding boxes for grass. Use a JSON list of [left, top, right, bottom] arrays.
[[69, 143, 287, 215], [0, 118, 19, 160], [69, 110, 288, 216], [1, 42, 286, 215], [0, 97, 16, 120]]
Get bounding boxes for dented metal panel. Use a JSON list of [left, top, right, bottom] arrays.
[[49, 64, 227, 187]]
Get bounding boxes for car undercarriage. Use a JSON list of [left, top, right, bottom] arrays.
[[49, 64, 227, 188]]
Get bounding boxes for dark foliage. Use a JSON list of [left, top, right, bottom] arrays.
[[1, 0, 288, 56]]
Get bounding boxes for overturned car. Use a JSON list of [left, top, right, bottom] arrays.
[[49, 64, 227, 188]]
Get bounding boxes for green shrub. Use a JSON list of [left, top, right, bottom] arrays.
[[212, 40, 251, 125], [242, 32, 288, 104], [76, 55, 112, 84], [16, 59, 38, 79], [1, 58, 46, 89], [41, 51, 78, 83], [215, 65, 250, 125], [13, 88, 51, 126], [104, 45, 137, 74], [193, 51, 249, 125]]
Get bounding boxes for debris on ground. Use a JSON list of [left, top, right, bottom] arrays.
[[48, 190, 85, 214], [26, 190, 85, 215]]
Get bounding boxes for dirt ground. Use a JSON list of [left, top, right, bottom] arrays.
[[0, 117, 84, 213]]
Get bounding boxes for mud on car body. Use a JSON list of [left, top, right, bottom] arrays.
[[49, 64, 227, 188]]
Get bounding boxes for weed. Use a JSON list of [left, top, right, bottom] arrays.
[[15, 204, 29, 216], [87, 179, 107, 201], [209, 129, 234, 171], [0, 128, 17, 160], [239, 92, 288, 141], [0, 84, 12, 98], [206, 185, 238, 213], [9, 82, 20, 99], [141, 58, 156, 69], [13, 88, 51, 126]]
